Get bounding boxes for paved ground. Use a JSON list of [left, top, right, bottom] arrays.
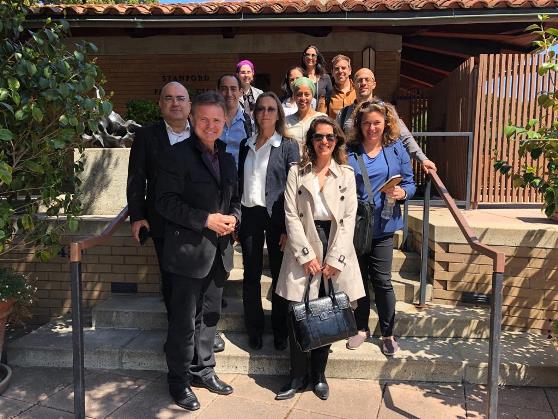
[[1, 367, 558, 418]]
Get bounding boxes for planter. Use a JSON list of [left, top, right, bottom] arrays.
[[0, 300, 14, 395], [0, 363, 12, 395], [0, 300, 14, 356]]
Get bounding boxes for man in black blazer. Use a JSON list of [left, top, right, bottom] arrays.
[[127, 82, 191, 309], [126, 82, 226, 352], [155, 91, 241, 411]]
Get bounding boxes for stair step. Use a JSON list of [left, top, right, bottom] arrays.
[[224, 265, 430, 304], [232, 234, 413, 270], [93, 295, 487, 338], [8, 320, 558, 386]]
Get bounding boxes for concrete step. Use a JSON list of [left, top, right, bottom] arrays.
[[224, 266, 431, 304], [93, 295, 488, 338], [232, 232, 412, 270], [8, 319, 558, 386]]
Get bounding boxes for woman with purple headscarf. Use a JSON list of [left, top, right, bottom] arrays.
[[237, 59, 263, 116]]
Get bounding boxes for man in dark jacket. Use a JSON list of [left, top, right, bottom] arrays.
[[126, 82, 191, 309], [126, 82, 226, 352], [155, 91, 241, 411]]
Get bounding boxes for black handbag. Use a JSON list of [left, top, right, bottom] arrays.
[[353, 154, 375, 256], [289, 276, 357, 352]]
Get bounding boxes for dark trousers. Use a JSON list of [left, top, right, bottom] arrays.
[[354, 234, 396, 337], [239, 205, 288, 341], [288, 220, 331, 380], [165, 255, 227, 389], [152, 237, 171, 316]]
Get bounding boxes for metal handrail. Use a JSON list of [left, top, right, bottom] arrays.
[[69, 205, 129, 419], [418, 171, 505, 419], [67, 168, 505, 419]]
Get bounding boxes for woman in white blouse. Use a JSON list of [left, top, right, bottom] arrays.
[[285, 77, 327, 152], [237, 92, 300, 351]]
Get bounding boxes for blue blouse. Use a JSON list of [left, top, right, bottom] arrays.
[[348, 140, 416, 238]]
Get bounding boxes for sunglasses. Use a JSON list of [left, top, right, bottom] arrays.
[[311, 133, 336, 142], [255, 106, 277, 113], [304, 53, 317, 58]]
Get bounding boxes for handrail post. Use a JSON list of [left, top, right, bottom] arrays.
[[402, 200, 409, 250], [70, 243, 85, 419], [487, 270, 504, 418], [418, 177, 431, 307]]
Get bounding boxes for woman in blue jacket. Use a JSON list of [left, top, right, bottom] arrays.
[[347, 100, 416, 356]]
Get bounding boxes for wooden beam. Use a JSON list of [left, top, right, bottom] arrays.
[[403, 42, 471, 59], [400, 58, 450, 76], [415, 31, 534, 48], [400, 74, 434, 88]]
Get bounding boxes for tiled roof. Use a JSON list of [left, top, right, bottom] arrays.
[[32, 0, 558, 17]]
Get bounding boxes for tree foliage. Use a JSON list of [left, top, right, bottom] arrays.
[[0, 1, 111, 260], [494, 15, 558, 218]]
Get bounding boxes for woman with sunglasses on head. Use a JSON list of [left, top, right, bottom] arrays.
[[285, 77, 327, 152], [237, 92, 300, 351], [346, 100, 416, 356], [275, 116, 365, 401], [300, 45, 332, 114], [236, 59, 263, 116], [280, 66, 317, 117]]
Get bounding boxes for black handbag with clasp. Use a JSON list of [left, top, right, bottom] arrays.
[[289, 276, 357, 352]]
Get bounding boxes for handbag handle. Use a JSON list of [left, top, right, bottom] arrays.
[[303, 275, 339, 310]]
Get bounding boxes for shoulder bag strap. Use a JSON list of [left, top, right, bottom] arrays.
[[356, 153, 375, 207]]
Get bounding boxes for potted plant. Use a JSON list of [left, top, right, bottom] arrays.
[[0, 268, 36, 393], [494, 15, 558, 219]]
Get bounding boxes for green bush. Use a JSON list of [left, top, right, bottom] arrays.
[[0, 2, 111, 260], [126, 99, 160, 126], [494, 15, 558, 218]]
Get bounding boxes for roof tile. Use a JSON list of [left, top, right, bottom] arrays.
[[32, 0, 558, 17]]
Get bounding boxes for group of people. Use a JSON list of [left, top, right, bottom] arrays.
[[126, 44, 437, 412]]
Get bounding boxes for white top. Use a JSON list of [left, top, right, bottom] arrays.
[[164, 120, 191, 146], [241, 131, 282, 208], [312, 176, 333, 221]]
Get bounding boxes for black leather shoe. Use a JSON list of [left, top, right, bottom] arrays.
[[312, 373, 329, 400], [191, 374, 233, 395], [249, 335, 263, 350], [214, 331, 225, 353], [172, 386, 200, 411], [275, 376, 308, 400], [274, 337, 288, 351]]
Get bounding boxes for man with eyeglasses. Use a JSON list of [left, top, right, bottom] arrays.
[[337, 68, 437, 173], [127, 82, 191, 312]]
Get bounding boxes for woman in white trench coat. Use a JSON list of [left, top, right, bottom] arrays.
[[275, 116, 365, 401]]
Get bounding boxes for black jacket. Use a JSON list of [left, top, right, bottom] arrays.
[[156, 135, 241, 278], [126, 120, 174, 238], [238, 135, 300, 232]]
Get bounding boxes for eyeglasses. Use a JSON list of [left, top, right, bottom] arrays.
[[311, 133, 336, 142], [304, 53, 317, 59], [163, 96, 188, 103], [355, 78, 375, 85], [255, 106, 277, 113]]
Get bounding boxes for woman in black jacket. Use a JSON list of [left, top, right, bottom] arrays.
[[238, 92, 300, 350]]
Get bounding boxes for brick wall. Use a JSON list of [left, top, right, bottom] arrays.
[[96, 51, 401, 115], [6, 229, 161, 326], [409, 231, 557, 334]]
